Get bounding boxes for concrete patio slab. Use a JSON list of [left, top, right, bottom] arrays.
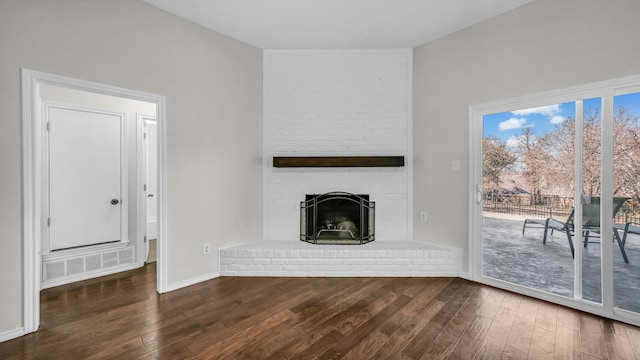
[[483, 216, 640, 313]]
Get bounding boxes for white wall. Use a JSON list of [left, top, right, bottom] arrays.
[[263, 50, 412, 241], [0, 0, 262, 336], [412, 0, 640, 273]]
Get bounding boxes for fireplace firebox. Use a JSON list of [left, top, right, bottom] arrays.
[[300, 192, 374, 244]]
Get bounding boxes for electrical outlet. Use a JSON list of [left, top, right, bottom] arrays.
[[452, 160, 461, 171], [420, 211, 428, 222], [203, 243, 211, 255]]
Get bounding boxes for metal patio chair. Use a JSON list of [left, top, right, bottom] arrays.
[[523, 196, 629, 261]]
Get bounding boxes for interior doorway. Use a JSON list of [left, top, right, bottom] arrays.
[[22, 69, 167, 334]]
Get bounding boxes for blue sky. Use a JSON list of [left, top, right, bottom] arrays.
[[483, 92, 640, 147]]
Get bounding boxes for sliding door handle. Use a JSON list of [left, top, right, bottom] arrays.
[[476, 185, 483, 205]]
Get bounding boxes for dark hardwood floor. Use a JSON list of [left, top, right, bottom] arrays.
[[2, 264, 639, 359]]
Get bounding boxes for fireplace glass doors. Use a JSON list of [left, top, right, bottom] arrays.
[[301, 192, 375, 244]]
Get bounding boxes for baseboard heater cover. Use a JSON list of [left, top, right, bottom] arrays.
[[273, 156, 405, 168]]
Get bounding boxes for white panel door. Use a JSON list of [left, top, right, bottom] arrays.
[[48, 105, 124, 251], [146, 120, 158, 240]]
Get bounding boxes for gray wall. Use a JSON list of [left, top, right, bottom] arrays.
[[0, 0, 262, 334], [413, 0, 640, 273]]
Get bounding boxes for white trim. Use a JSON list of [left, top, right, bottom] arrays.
[[21, 69, 168, 335], [164, 272, 221, 292], [156, 96, 168, 294], [0, 327, 26, 343], [601, 91, 615, 312], [470, 74, 640, 116], [406, 49, 414, 241], [136, 114, 146, 266], [22, 70, 41, 334], [469, 73, 640, 326], [574, 100, 584, 300]]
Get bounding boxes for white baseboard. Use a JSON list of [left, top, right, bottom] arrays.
[[165, 272, 220, 292], [0, 327, 25, 343]]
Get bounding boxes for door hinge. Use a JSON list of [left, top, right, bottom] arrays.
[[47, 217, 51, 227], [144, 235, 147, 243], [144, 184, 147, 191], [143, 132, 147, 140], [46, 122, 50, 131]]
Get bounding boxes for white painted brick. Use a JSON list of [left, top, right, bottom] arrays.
[[264, 265, 284, 271], [299, 265, 318, 271], [234, 258, 253, 265], [220, 241, 460, 278], [264, 50, 410, 242], [220, 257, 235, 265], [227, 265, 247, 271], [253, 259, 272, 265]]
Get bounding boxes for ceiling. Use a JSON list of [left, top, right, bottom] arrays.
[[141, 0, 534, 49]]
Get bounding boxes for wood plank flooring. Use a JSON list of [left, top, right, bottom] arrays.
[[1, 264, 639, 359]]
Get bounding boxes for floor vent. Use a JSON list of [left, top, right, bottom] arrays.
[[42, 245, 137, 288]]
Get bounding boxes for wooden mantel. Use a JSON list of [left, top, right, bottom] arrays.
[[273, 156, 405, 168]]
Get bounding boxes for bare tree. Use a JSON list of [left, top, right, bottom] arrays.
[[534, 106, 640, 199], [613, 106, 640, 200], [483, 136, 516, 193], [516, 126, 556, 203]]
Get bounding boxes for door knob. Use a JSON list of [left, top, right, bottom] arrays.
[[111, 199, 119, 205]]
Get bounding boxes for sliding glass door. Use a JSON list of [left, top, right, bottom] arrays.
[[480, 101, 578, 299], [471, 76, 640, 325], [613, 90, 640, 315]]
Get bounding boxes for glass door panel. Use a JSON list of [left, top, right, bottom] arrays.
[[581, 97, 602, 304], [613, 91, 640, 314], [482, 102, 576, 298]]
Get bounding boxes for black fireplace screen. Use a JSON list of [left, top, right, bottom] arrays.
[[300, 192, 374, 244]]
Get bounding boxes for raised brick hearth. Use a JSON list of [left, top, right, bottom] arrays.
[[219, 241, 460, 277]]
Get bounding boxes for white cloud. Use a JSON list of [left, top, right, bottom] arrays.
[[550, 115, 566, 124], [512, 104, 561, 117], [506, 134, 537, 148], [498, 117, 527, 131], [506, 136, 521, 148]]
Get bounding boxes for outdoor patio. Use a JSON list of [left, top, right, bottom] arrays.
[[482, 215, 640, 314]]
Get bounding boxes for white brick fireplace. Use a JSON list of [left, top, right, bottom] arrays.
[[263, 49, 412, 241], [220, 49, 460, 277]]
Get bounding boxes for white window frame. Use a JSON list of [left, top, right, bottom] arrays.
[[469, 74, 640, 326]]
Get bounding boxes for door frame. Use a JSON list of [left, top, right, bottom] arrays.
[[21, 69, 168, 334], [468, 74, 640, 326]]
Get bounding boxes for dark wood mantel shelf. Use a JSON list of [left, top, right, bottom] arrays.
[[273, 156, 405, 168]]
